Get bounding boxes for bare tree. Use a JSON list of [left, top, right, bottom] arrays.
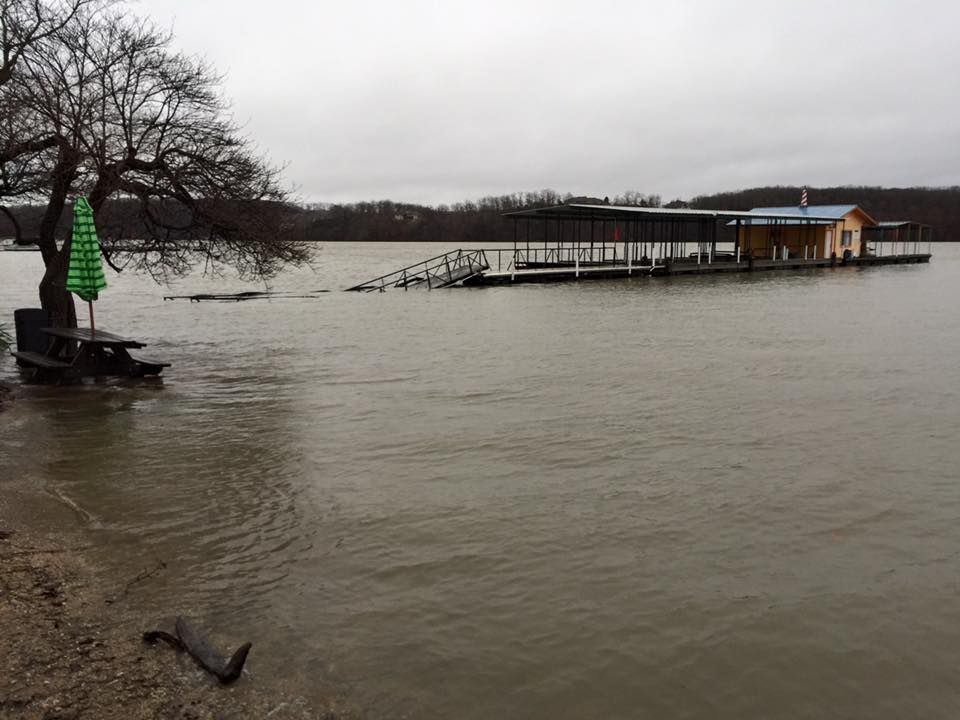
[[0, 0, 98, 85], [613, 190, 662, 208], [6, 6, 308, 326], [1, 0, 104, 244]]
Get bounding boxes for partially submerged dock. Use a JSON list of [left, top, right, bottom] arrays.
[[347, 203, 934, 291], [467, 252, 930, 286]]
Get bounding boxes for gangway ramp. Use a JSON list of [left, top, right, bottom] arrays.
[[346, 249, 489, 292]]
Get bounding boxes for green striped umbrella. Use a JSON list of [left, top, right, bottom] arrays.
[[65, 197, 107, 331]]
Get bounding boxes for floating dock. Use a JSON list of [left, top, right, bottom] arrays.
[[346, 203, 935, 291], [465, 253, 931, 286]]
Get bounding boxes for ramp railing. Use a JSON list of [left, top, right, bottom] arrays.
[[345, 249, 490, 292]]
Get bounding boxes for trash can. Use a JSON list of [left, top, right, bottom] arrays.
[[13, 308, 50, 363]]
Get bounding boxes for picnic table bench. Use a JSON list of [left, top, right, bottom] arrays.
[[11, 327, 170, 382]]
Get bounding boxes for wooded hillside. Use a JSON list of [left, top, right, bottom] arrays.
[[689, 186, 959, 240], [2, 186, 956, 246]]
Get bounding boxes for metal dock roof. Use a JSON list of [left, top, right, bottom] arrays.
[[504, 204, 846, 222], [748, 204, 861, 219]]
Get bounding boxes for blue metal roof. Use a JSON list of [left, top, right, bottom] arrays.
[[749, 205, 860, 219], [507, 204, 845, 222]]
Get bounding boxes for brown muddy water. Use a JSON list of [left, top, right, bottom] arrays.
[[3, 243, 960, 719]]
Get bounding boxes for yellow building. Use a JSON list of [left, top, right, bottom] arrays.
[[737, 205, 878, 260]]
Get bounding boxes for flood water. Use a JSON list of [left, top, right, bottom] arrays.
[[3, 242, 960, 719]]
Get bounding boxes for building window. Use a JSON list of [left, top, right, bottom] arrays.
[[842, 230, 853, 247]]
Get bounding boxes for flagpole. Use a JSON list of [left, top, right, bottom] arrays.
[[88, 300, 95, 333]]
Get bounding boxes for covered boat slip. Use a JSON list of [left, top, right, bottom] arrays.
[[464, 204, 931, 286], [344, 204, 933, 291], [863, 221, 934, 257]]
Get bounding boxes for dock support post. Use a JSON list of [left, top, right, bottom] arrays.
[[772, 245, 776, 261], [526, 218, 530, 264], [804, 245, 808, 260], [734, 219, 741, 263], [710, 218, 717, 265]]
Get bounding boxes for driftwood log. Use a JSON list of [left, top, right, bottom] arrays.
[[143, 616, 251, 685], [162, 290, 329, 302]]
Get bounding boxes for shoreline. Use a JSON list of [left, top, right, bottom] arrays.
[[0, 436, 350, 719]]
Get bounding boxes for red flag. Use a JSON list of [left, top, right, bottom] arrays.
[[613, 225, 621, 242]]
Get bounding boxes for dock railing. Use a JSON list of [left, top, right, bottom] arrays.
[[481, 244, 622, 272]]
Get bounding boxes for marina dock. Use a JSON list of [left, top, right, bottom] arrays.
[[466, 253, 931, 286], [347, 203, 936, 291]]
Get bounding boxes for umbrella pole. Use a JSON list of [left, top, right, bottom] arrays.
[[88, 300, 95, 333]]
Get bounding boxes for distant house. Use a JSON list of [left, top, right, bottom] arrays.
[[738, 204, 878, 259]]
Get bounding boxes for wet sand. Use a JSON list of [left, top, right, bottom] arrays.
[[0, 492, 348, 719]]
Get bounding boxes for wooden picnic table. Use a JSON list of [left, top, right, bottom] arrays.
[[11, 327, 170, 382]]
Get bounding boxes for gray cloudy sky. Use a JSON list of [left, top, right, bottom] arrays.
[[138, 0, 960, 205]]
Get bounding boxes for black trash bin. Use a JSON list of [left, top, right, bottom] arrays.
[[13, 308, 51, 364]]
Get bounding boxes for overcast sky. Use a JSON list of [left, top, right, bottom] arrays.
[[136, 0, 960, 205]]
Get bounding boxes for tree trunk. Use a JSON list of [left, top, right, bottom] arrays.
[[36, 147, 78, 328], [39, 242, 76, 329]]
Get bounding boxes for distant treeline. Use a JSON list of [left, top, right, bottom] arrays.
[[2, 186, 956, 246], [295, 190, 662, 245]]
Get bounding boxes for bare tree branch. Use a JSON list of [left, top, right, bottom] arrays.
[[0, 0, 103, 86], [2, 3, 308, 326]]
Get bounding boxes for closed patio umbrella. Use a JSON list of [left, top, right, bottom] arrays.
[[65, 197, 107, 332]]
